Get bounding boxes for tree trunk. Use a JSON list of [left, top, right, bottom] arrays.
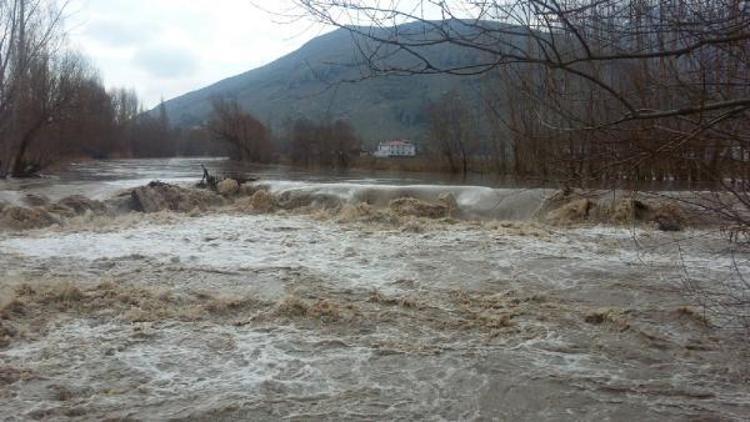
[[10, 135, 32, 177], [10, 120, 44, 177]]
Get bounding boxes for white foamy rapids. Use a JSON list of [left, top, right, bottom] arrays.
[[0, 189, 24, 206], [0, 320, 495, 420], [1, 214, 742, 294], [0, 177, 194, 205], [2, 213, 748, 419], [261, 181, 554, 220]]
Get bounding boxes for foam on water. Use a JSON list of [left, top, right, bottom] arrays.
[[1, 320, 375, 419], [1, 158, 748, 420], [1, 213, 743, 294], [262, 180, 553, 220], [1, 213, 748, 420]]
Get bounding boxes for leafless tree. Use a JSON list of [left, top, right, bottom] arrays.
[[426, 92, 476, 174], [292, 1, 749, 198], [288, 117, 360, 167], [208, 97, 274, 163], [292, 0, 750, 327], [0, 0, 86, 176], [9, 51, 93, 174], [0, 0, 218, 170]]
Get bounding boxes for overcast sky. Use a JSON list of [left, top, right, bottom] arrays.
[[67, 0, 330, 108]]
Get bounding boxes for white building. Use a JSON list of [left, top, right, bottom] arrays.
[[373, 139, 416, 157]]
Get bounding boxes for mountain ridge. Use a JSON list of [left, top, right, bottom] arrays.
[[159, 20, 495, 143]]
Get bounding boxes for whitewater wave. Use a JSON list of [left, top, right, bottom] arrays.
[[258, 181, 553, 220], [0, 178, 714, 233]]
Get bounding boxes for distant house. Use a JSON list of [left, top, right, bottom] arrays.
[[374, 139, 417, 157]]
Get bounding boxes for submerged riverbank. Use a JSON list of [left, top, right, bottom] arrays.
[[1, 159, 748, 420]]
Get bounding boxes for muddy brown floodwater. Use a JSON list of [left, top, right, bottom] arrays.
[[0, 159, 749, 421]]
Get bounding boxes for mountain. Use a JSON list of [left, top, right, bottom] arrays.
[[159, 20, 498, 143]]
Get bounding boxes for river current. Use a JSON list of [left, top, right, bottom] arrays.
[[0, 158, 748, 421]]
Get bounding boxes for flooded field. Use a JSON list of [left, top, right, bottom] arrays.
[[1, 159, 748, 420]]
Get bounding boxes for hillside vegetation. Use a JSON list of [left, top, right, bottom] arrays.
[[159, 21, 494, 143]]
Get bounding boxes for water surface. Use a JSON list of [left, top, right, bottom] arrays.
[[0, 158, 747, 421]]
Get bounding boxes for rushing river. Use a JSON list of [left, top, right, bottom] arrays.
[[0, 158, 748, 421], [0, 157, 527, 204]]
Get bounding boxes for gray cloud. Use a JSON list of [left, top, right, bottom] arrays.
[[72, 0, 318, 106], [85, 19, 158, 47], [133, 45, 199, 79]]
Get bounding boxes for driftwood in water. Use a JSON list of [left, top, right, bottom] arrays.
[[198, 165, 219, 190], [197, 164, 258, 191], [223, 173, 259, 185]]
